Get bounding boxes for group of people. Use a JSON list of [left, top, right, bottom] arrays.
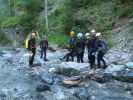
[[61, 29, 108, 69], [27, 29, 107, 69], [27, 32, 48, 67]]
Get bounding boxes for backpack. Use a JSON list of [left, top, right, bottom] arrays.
[[25, 34, 32, 49], [69, 37, 76, 48], [98, 40, 108, 53]]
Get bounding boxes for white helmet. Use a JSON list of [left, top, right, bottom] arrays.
[[91, 29, 96, 33], [77, 33, 83, 38], [96, 32, 101, 37], [85, 33, 90, 39]]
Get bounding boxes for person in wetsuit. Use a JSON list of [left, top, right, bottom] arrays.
[[40, 36, 49, 61], [28, 32, 36, 66]]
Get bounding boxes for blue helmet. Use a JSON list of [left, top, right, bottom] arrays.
[[77, 32, 83, 38]]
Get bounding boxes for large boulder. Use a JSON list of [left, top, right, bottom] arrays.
[[105, 64, 125, 73], [112, 69, 133, 83], [105, 49, 132, 65], [60, 62, 89, 71], [125, 62, 133, 69], [39, 71, 55, 85], [48, 61, 89, 77], [49, 67, 81, 77]]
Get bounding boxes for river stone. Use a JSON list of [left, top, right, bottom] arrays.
[[39, 71, 54, 85], [125, 62, 133, 68], [48, 47, 56, 52], [36, 83, 51, 92], [49, 68, 56, 73], [54, 67, 81, 77], [31, 63, 41, 67], [60, 62, 89, 71], [62, 76, 81, 87], [114, 70, 133, 82], [0, 51, 6, 57], [105, 64, 125, 73], [0, 93, 6, 100]]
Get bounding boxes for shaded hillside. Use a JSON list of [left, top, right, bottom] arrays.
[[111, 18, 133, 50], [47, 0, 133, 33]]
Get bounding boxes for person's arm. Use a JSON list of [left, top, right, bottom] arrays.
[[28, 40, 32, 51], [47, 40, 49, 49], [36, 32, 40, 40], [87, 39, 91, 49], [39, 41, 42, 49]]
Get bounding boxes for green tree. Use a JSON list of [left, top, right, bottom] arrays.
[[17, 0, 44, 36]]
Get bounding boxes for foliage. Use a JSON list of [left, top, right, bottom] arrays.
[[48, 33, 69, 45], [0, 0, 133, 45], [47, 0, 133, 46], [0, 32, 11, 45], [1, 16, 20, 28]]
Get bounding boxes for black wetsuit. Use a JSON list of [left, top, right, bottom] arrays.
[[40, 39, 48, 61], [76, 38, 85, 63], [97, 39, 107, 69], [62, 36, 77, 62], [87, 36, 98, 68], [28, 38, 36, 66]]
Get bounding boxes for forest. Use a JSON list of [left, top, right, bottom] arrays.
[[0, 0, 133, 46]]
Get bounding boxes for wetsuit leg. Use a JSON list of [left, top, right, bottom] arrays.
[[44, 49, 47, 61], [77, 53, 81, 63], [89, 52, 95, 69], [29, 49, 36, 66], [40, 49, 43, 59], [97, 52, 107, 68], [81, 51, 84, 63]]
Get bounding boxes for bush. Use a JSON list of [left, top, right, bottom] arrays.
[[1, 16, 20, 28], [47, 33, 69, 45], [104, 31, 113, 48], [0, 32, 11, 45]]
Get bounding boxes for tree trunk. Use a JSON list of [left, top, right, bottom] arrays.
[[45, 0, 49, 32], [14, 0, 16, 16], [8, 0, 11, 16], [8, 0, 16, 16]]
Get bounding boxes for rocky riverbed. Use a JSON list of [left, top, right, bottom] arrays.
[[0, 47, 133, 100]]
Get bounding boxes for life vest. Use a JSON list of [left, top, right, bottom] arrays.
[[69, 37, 76, 48], [24, 32, 40, 49], [25, 38, 29, 49], [24, 34, 31, 49]]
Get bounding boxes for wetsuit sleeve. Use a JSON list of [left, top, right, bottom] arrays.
[[28, 40, 31, 51], [87, 40, 91, 49], [40, 41, 42, 49], [47, 40, 49, 49]]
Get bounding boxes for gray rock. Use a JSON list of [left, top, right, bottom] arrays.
[[73, 88, 90, 100], [48, 47, 56, 52], [105, 64, 125, 73], [115, 70, 133, 82], [39, 71, 54, 85], [0, 93, 6, 100], [55, 67, 81, 77], [62, 76, 81, 87], [104, 69, 133, 83], [125, 62, 133, 69], [60, 62, 89, 71], [36, 83, 51, 92]]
